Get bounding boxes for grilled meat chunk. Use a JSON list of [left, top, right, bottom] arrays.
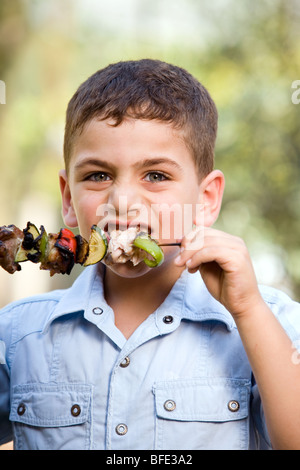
[[104, 227, 145, 266], [0, 224, 24, 273], [39, 233, 75, 276]]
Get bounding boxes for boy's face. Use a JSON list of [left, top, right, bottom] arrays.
[[60, 118, 221, 276]]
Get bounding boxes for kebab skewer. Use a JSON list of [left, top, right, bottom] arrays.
[[0, 222, 166, 276]]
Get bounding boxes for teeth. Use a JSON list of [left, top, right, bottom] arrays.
[[103, 223, 151, 235]]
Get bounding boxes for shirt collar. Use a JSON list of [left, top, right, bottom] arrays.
[[42, 264, 234, 334], [181, 270, 235, 330], [42, 265, 101, 333], [154, 268, 234, 331]]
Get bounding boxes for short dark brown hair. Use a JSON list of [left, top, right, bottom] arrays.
[[63, 59, 218, 176]]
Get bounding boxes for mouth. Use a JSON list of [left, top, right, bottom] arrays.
[[103, 221, 152, 237], [99, 221, 163, 268]]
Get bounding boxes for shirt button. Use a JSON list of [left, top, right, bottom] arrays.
[[71, 404, 81, 417], [163, 315, 173, 324], [17, 403, 26, 416], [92, 307, 103, 315], [115, 423, 128, 435], [228, 400, 240, 412], [120, 356, 130, 368], [164, 399, 176, 411]]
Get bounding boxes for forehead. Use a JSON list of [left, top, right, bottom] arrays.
[[70, 118, 194, 169]]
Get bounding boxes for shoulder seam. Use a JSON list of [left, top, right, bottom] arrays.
[[0, 295, 62, 315]]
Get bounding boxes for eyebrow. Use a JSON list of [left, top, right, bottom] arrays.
[[74, 156, 183, 172], [74, 158, 114, 172], [133, 157, 183, 172]]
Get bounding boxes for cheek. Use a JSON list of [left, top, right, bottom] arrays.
[[72, 192, 106, 238], [150, 187, 200, 240]]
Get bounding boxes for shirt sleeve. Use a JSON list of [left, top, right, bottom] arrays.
[[0, 310, 13, 445], [258, 285, 300, 355], [0, 361, 12, 444], [274, 294, 300, 352]]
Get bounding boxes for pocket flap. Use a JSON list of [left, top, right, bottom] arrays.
[[154, 377, 250, 422], [10, 383, 91, 427]]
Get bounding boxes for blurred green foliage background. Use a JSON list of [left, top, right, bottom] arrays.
[[0, 0, 300, 305]]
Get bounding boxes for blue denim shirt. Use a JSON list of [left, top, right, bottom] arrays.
[[1, 264, 300, 450]]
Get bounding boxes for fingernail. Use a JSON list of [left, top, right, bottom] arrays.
[[174, 255, 182, 264]]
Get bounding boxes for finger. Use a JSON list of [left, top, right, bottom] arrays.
[[176, 232, 245, 267], [182, 231, 205, 252], [181, 226, 237, 252], [185, 245, 233, 271], [185, 243, 251, 274]]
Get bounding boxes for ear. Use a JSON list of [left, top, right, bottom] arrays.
[[59, 169, 78, 228], [195, 170, 225, 227]]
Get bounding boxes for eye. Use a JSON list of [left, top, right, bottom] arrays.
[[85, 172, 111, 182], [144, 172, 168, 183]]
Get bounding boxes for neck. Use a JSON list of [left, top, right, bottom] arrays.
[[103, 260, 185, 338]]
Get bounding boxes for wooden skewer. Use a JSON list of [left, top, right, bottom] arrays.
[[158, 242, 181, 247]]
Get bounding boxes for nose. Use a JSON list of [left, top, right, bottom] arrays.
[[107, 182, 143, 219]]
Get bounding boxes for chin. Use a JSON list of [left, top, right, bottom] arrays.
[[103, 260, 152, 278]]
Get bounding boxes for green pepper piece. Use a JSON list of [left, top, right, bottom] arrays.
[[133, 234, 164, 267]]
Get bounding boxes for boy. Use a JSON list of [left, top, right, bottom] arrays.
[[1, 59, 300, 450]]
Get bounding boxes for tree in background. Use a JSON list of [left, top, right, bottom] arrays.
[[0, 0, 299, 299]]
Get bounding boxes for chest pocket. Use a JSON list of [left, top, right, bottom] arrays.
[[9, 383, 91, 450], [153, 377, 251, 450]]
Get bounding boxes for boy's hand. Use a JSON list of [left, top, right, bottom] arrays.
[[174, 226, 264, 318]]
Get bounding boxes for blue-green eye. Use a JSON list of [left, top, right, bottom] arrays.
[[145, 172, 168, 183], [87, 172, 110, 182]]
